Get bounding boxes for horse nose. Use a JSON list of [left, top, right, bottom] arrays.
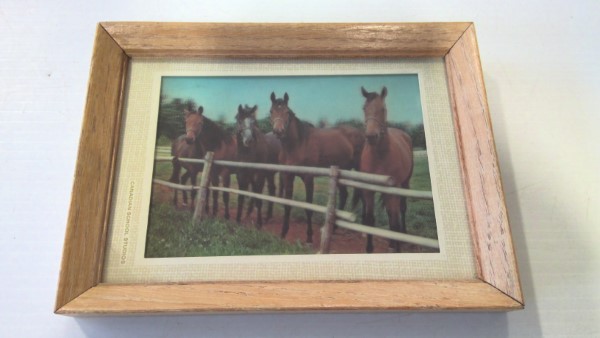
[[273, 128, 284, 138], [185, 135, 194, 144]]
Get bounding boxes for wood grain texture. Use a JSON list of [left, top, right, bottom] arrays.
[[445, 25, 523, 304], [56, 22, 523, 314], [101, 22, 471, 58], [55, 24, 129, 311], [57, 280, 522, 315]]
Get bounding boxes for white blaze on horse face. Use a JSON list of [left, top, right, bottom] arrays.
[[242, 117, 253, 146]]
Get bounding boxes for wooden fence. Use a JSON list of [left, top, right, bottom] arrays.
[[154, 151, 438, 253]]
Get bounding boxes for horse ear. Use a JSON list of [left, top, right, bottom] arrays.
[[361, 86, 369, 98], [251, 105, 258, 117], [198, 106, 204, 114], [284, 92, 289, 104], [381, 87, 387, 99], [184, 109, 192, 117], [270, 92, 276, 103], [238, 104, 243, 113]]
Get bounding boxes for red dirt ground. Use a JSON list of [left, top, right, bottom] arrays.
[[154, 184, 427, 254], [165, 191, 426, 254], [229, 208, 427, 254]]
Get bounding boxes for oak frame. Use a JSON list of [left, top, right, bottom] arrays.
[[55, 22, 523, 315]]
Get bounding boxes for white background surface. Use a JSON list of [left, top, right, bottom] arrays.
[[1, 1, 598, 337]]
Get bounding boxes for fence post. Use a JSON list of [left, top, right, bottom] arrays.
[[193, 151, 214, 224], [319, 165, 339, 254]]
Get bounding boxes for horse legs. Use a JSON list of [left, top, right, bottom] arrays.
[[236, 170, 249, 223], [281, 173, 295, 239], [189, 168, 199, 209], [245, 195, 255, 218], [385, 195, 402, 252], [399, 196, 407, 233], [211, 171, 219, 216], [245, 175, 256, 218], [333, 185, 350, 233], [180, 170, 191, 207], [222, 170, 231, 220], [338, 185, 348, 210], [399, 181, 409, 234], [169, 158, 182, 207], [204, 169, 210, 214], [252, 172, 266, 228], [362, 190, 376, 253], [302, 175, 314, 244], [278, 172, 284, 197], [265, 172, 276, 221]]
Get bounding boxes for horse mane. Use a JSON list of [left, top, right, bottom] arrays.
[[199, 116, 233, 150], [288, 110, 313, 144]]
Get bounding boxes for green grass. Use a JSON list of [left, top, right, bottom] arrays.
[[148, 150, 438, 256], [156, 135, 171, 147], [145, 202, 311, 257], [281, 156, 437, 241]]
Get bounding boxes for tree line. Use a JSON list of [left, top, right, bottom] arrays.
[[157, 97, 427, 149]]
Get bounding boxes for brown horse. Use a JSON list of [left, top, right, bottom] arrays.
[[245, 131, 284, 222], [169, 134, 204, 209], [269, 92, 359, 244], [360, 86, 414, 253], [234, 104, 270, 227], [185, 106, 237, 219], [328, 124, 365, 227], [263, 131, 284, 220]]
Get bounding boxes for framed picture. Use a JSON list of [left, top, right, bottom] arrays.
[[55, 22, 523, 314]]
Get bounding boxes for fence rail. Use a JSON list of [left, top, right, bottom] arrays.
[[154, 151, 438, 253], [337, 178, 434, 200], [210, 186, 356, 222], [155, 156, 393, 186], [153, 178, 197, 191], [335, 220, 440, 249]]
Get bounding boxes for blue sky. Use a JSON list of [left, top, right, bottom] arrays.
[[160, 74, 423, 125]]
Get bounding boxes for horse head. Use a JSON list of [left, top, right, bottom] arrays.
[[269, 92, 292, 139], [184, 106, 204, 144], [235, 104, 258, 147], [361, 86, 388, 145]]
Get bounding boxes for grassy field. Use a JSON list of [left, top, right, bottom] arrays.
[[145, 203, 311, 257], [147, 149, 437, 257], [264, 153, 437, 241]]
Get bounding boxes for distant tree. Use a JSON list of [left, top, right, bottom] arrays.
[[256, 117, 272, 134], [410, 123, 426, 149], [387, 121, 412, 133], [333, 118, 364, 130], [317, 118, 330, 128], [214, 114, 236, 134], [156, 97, 197, 140], [386, 121, 427, 149]]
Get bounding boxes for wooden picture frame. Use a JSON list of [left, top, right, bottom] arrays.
[[55, 22, 523, 314]]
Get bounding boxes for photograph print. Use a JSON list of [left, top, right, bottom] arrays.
[[146, 74, 439, 257]]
